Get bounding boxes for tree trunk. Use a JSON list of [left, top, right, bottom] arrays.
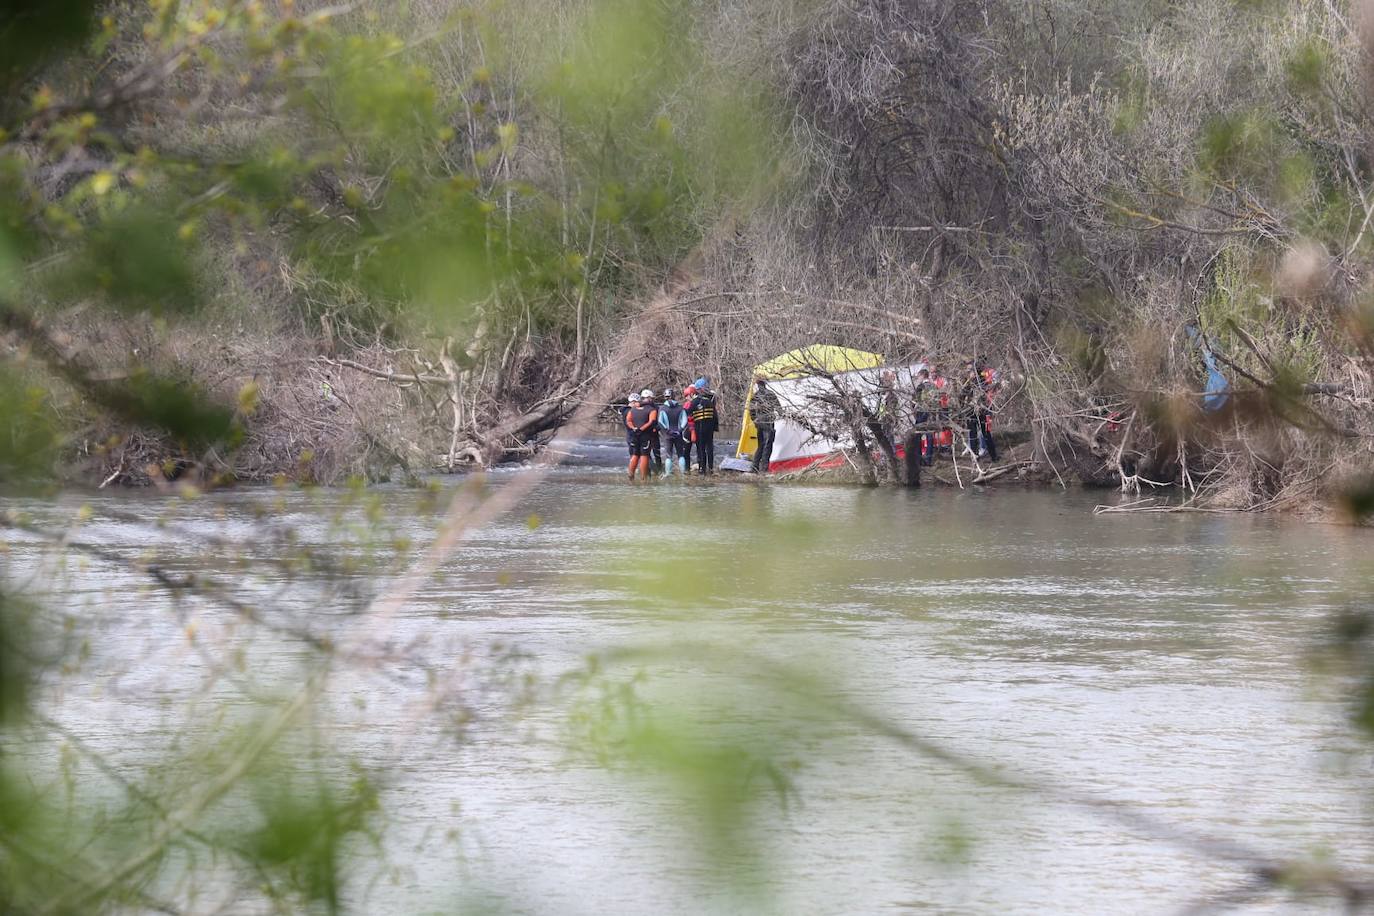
[[848, 422, 879, 486], [902, 430, 923, 487]]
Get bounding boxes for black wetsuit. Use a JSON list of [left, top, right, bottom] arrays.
[[619, 403, 635, 455], [912, 381, 934, 465], [643, 401, 662, 471], [961, 373, 997, 461], [659, 401, 691, 467], [690, 391, 719, 473]]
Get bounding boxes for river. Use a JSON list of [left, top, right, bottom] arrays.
[[4, 458, 1374, 914]]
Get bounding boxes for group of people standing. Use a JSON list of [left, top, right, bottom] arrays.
[[747, 360, 1000, 478], [621, 378, 720, 480], [755, 360, 1000, 475], [904, 361, 1000, 466], [619, 360, 1000, 482]]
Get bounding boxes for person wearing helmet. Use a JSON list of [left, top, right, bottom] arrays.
[[624, 390, 658, 480], [960, 361, 998, 461], [681, 385, 697, 474], [686, 378, 719, 474], [639, 388, 662, 474], [620, 391, 639, 458], [657, 387, 690, 477]]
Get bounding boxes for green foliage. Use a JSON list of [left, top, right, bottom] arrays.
[[1285, 40, 1327, 96], [240, 768, 380, 912], [528, 0, 784, 279], [1058, 324, 1108, 383], [0, 590, 37, 727], [1276, 153, 1315, 210], [1200, 248, 1275, 342], [1321, 606, 1374, 735], [0, 761, 67, 913], [296, 181, 494, 327], [228, 148, 307, 203], [1199, 111, 1282, 185], [540, 0, 694, 128], [1111, 70, 1149, 135], [0, 365, 59, 483], [103, 369, 238, 450], [1196, 245, 1328, 392], [52, 205, 200, 316], [0, 0, 102, 99], [564, 655, 810, 899], [305, 32, 441, 154]]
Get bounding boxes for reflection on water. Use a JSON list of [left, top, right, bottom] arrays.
[[4, 471, 1374, 914]]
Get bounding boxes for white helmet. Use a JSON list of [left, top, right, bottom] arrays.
[[640, 388, 655, 400], [627, 391, 640, 402]]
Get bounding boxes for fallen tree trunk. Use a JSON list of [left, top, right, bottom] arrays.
[[971, 460, 1032, 484]]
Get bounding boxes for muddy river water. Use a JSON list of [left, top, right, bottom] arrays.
[[5, 461, 1374, 914]]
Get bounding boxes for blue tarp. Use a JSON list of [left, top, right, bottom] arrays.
[[1186, 325, 1230, 412]]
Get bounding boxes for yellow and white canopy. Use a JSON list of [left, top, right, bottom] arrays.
[[736, 345, 892, 469]]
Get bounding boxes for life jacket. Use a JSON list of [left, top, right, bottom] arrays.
[[913, 381, 933, 410], [658, 402, 688, 436], [980, 368, 1001, 403], [627, 404, 656, 430], [690, 391, 717, 429], [933, 376, 949, 408]]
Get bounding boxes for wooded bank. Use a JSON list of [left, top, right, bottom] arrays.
[[1, 0, 1371, 517]]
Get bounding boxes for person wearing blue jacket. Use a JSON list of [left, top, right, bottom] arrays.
[[657, 388, 691, 476]]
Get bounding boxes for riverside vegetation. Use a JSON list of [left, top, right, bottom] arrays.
[[0, 0, 1370, 515], [5, 1, 1374, 913]]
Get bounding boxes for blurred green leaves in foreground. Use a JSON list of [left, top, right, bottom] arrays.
[[239, 763, 380, 912], [0, 364, 59, 484], [0, 590, 39, 728]]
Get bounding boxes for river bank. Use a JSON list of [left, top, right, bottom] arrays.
[[29, 301, 1367, 522], [66, 421, 1353, 527]]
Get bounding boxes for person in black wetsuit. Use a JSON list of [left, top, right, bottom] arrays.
[[687, 376, 719, 475], [749, 377, 780, 474], [960, 361, 998, 462], [639, 388, 663, 474], [911, 368, 935, 466], [657, 388, 690, 476], [681, 385, 697, 474]]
